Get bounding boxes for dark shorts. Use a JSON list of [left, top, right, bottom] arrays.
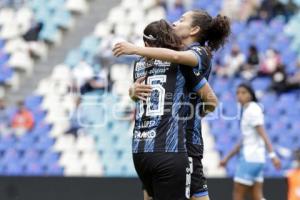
[[189, 156, 209, 198], [133, 152, 190, 200]]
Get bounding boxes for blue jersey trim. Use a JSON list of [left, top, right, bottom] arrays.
[[190, 49, 202, 69], [193, 78, 207, 92], [185, 42, 200, 50], [193, 191, 209, 197]]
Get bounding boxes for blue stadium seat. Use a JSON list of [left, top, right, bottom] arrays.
[[80, 36, 100, 57], [32, 108, 46, 125], [0, 52, 9, 66], [0, 65, 13, 84], [34, 5, 51, 23], [41, 151, 60, 166], [39, 21, 59, 43], [192, 0, 211, 9], [5, 163, 24, 175], [30, 123, 52, 138], [21, 149, 40, 165], [64, 50, 83, 68], [25, 162, 44, 175], [46, 163, 64, 175], [15, 135, 35, 151], [48, 0, 65, 10], [252, 77, 272, 91], [1, 148, 20, 163], [0, 136, 16, 152], [35, 136, 55, 151], [53, 8, 72, 29], [24, 95, 43, 111]]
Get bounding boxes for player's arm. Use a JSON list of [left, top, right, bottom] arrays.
[[256, 125, 281, 169], [194, 79, 218, 115], [220, 141, 242, 167], [113, 41, 198, 67]]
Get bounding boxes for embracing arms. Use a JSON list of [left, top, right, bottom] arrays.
[[113, 42, 199, 67]]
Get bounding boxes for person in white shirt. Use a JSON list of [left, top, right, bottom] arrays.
[[218, 45, 246, 77], [220, 83, 281, 200]]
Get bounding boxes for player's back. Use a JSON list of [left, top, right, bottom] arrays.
[[133, 57, 188, 153]]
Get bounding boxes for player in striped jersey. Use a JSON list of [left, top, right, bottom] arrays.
[[114, 19, 218, 200], [114, 10, 231, 200]]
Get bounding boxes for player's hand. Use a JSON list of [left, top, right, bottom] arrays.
[[129, 77, 152, 101], [272, 157, 281, 170], [113, 42, 138, 57], [219, 159, 228, 167]]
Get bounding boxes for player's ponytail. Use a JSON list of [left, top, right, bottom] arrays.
[[191, 10, 231, 53], [207, 14, 231, 52]]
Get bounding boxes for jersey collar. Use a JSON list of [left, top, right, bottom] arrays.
[[185, 42, 200, 50]]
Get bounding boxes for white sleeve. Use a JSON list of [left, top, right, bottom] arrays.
[[248, 104, 264, 127]]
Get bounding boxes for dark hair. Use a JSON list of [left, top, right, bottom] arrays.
[[249, 45, 258, 54], [191, 10, 231, 52], [237, 83, 258, 102], [17, 100, 24, 107], [143, 19, 182, 50]]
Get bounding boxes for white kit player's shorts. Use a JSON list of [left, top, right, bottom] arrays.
[[234, 158, 264, 186]]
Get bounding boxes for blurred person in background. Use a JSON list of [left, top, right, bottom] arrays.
[[247, 0, 297, 22], [11, 100, 34, 137], [270, 64, 288, 93], [220, 83, 281, 200], [287, 149, 300, 200], [259, 48, 281, 76], [238, 0, 262, 21], [240, 45, 260, 80], [66, 97, 87, 138], [71, 61, 94, 94], [221, 0, 241, 20], [0, 99, 11, 136], [285, 60, 300, 91], [217, 45, 245, 78], [154, 0, 167, 9], [270, 60, 300, 93], [80, 68, 108, 95]]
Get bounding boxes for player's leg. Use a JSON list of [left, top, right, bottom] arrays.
[[233, 158, 256, 200], [133, 153, 154, 199], [233, 182, 249, 200], [143, 190, 152, 200], [152, 153, 190, 200], [191, 195, 209, 200], [251, 182, 263, 200], [251, 163, 264, 200], [189, 157, 210, 200]]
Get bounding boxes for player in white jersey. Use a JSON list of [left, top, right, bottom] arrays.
[[220, 83, 281, 200]]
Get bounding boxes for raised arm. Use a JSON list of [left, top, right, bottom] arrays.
[[113, 42, 198, 67]]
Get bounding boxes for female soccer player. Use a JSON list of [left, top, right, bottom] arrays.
[[220, 83, 281, 200], [113, 10, 231, 200], [121, 19, 217, 200]]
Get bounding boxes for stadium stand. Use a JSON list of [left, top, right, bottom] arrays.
[[0, 0, 90, 98], [0, 0, 299, 179]]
